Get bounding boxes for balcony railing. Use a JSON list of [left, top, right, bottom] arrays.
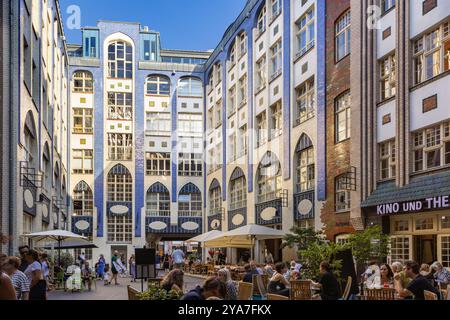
[[146, 210, 170, 218], [257, 190, 282, 204], [229, 200, 247, 211], [178, 210, 202, 218], [72, 209, 93, 217]]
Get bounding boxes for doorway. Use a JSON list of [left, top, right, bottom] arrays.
[[414, 235, 437, 265]]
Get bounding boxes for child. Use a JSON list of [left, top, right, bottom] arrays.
[[104, 264, 111, 285]]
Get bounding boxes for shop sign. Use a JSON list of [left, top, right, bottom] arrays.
[[377, 196, 450, 215]]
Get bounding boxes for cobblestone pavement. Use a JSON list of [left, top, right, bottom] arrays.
[[47, 273, 206, 301]]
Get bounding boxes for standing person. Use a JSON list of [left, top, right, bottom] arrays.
[[172, 247, 185, 270], [3, 257, 29, 300], [129, 254, 136, 282], [111, 251, 120, 285], [78, 252, 86, 267], [431, 262, 450, 287], [264, 249, 274, 265], [163, 254, 170, 272], [97, 254, 106, 279], [23, 249, 47, 300], [398, 260, 440, 300], [380, 264, 394, 288], [218, 268, 237, 300], [161, 269, 184, 294], [40, 253, 51, 291], [18, 245, 30, 272], [312, 261, 341, 300]]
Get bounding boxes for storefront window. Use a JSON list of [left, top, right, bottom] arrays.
[[415, 217, 434, 231], [394, 220, 409, 232], [440, 236, 450, 268], [390, 237, 410, 263], [441, 216, 450, 229]]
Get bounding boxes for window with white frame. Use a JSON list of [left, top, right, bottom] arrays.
[[413, 121, 450, 172], [216, 143, 222, 170], [257, 152, 282, 203], [208, 149, 215, 174], [178, 77, 203, 97], [381, 0, 396, 14], [229, 42, 236, 66], [178, 114, 203, 136], [145, 152, 171, 176], [441, 215, 450, 229], [73, 181, 93, 216], [269, 101, 282, 139], [257, 6, 267, 36], [107, 92, 132, 120], [390, 236, 410, 263], [178, 153, 202, 176], [146, 112, 171, 134], [239, 32, 247, 57], [146, 75, 170, 95], [296, 145, 315, 193], [393, 219, 410, 232], [238, 75, 247, 107], [179, 186, 202, 217], [146, 189, 170, 217], [107, 165, 133, 202], [23, 214, 33, 235], [215, 63, 222, 86], [107, 215, 132, 243], [335, 174, 351, 212], [72, 149, 94, 174], [230, 175, 247, 210], [107, 133, 133, 161], [215, 102, 222, 127], [335, 10, 351, 61], [256, 56, 267, 90], [415, 217, 434, 231], [380, 54, 396, 100], [296, 8, 315, 58], [73, 71, 94, 93], [440, 236, 450, 268], [413, 21, 450, 85], [228, 86, 236, 116], [73, 108, 93, 134], [379, 140, 396, 180], [238, 125, 248, 158], [228, 133, 237, 162], [107, 41, 133, 79], [295, 78, 315, 125], [75, 248, 93, 261], [256, 112, 267, 147], [270, 41, 282, 78], [271, 0, 282, 20], [335, 91, 351, 142], [209, 184, 222, 216]]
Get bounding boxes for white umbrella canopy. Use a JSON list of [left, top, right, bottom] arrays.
[[186, 230, 224, 243], [21, 230, 87, 243]]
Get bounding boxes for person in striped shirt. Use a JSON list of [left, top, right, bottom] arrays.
[[3, 256, 30, 300]]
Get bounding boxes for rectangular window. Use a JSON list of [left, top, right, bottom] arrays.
[[441, 236, 450, 268], [390, 236, 411, 263], [146, 193, 170, 217], [72, 149, 94, 174], [108, 92, 133, 120], [296, 8, 315, 59], [335, 175, 351, 212], [381, 0, 396, 14], [269, 102, 282, 139], [107, 216, 132, 243], [256, 56, 266, 90], [146, 112, 171, 135], [415, 217, 434, 230], [239, 33, 247, 57], [335, 91, 351, 142], [73, 108, 93, 134], [145, 152, 171, 176], [238, 125, 248, 158], [82, 30, 99, 58], [270, 41, 282, 79], [178, 153, 202, 177], [380, 54, 396, 101], [256, 112, 267, 147], [107, 133, 133, 161], [228, 86, 236, 117], [238, 75, 247, 107], [228, 133, 237, 163], [379, 140, 396, 180], [178, 114, 203, 136], [271, 0, 282, 19], [295, 77, 315, 125], [335, 10, 351, 61], [393, 220, 409, 232]]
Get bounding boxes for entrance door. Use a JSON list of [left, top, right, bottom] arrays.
[[414, 235, 437, 265]]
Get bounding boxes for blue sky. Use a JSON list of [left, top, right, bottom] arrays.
[[60, 0, 247, 51]]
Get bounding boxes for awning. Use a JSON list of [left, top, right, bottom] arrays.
[[186, 230, 223, 243], [39, 239, 98, 250], [361, 171, 450, 208]]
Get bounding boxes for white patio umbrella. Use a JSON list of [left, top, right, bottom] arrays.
[[186, 230, 224, 244], [21, 230, 87, 266]]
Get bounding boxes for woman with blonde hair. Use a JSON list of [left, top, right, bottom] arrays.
[[218, 268, 237, 300], [161, 269, 184, 294]]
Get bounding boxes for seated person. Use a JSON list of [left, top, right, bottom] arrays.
[[81, 262, 93, 291], [312, 261, 341, 300], [66, 264, 82, 292], [242, 263, 259, 283], [397, 261, 440, 300], [182, 277, 223, 300], [267, 262, 290, 298], [161, 269, 184, 294]]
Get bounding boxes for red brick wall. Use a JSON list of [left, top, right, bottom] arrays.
[[320, 0, 355, 241]]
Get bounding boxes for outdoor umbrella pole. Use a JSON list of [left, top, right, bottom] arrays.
[[58, 238, 62, 267]]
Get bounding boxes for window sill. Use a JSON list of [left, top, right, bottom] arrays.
[[73, 91, 94, 95], [269, 70, 282, 84], [293, 114, 315, 128], [294, 43, 315, 63], [377, 95, 396, 107], [335, 137, 351, 145], [254, 85, 266, 96], [381, 6, 396, 17], [410, 165, 450, 178], [255, 30, 266, 43], [269, 11, 282, 26], [335, 53, 350, 65], [410, 69, 450, 93]]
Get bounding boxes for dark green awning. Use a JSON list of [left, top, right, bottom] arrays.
[[361, 171, 450, 208]]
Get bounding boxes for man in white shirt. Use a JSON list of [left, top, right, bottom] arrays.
[[172, 247, 185, 270]]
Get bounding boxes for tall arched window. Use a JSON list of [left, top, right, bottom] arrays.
[[146, 183, 170, 217], [257, 152, 282, 203], [43, 142, 51, 193], [24, 111, 37, 171], [257, 6, 267, 35], [107, 164, 133, 202], [54, 162, 61, 199], [73, 181, 93, 216], [146, 75, 170, 95], [73, 71, 93, 93], [178, 77, 203, 97], [179, 183, 202, 217], [208, 180, 222, 216], [229, 42, 236, 65], [107, 41, 133, 79], [295, 134, 315, 193], [229, 167, 247, 210]]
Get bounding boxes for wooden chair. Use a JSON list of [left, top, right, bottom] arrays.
[[424, 290, 438, 300], [341, 276, 352, 300], [267, 293, 289, 300], [237, 281, 254, 300], [440, 289, 448, 300], [290, 280, 312, 300], [148, 278, 162, 289], [127, 285, 140, 300], [252, 274, 269, 297], [364, 288, 396, 300]]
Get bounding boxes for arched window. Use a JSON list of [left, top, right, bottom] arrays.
[[73, 181, 93, 216], [107, 164, 133, 202], [43, 142, 51, 193], [107, 41, 133, 79], [229, 42, 236, 65], [229, 167, 247, 210], [295, 134, 315, 193], [208, 180, 222, 216], [257, 6, 267, 35], [146, 183, 170, 217], [179, 183, 202, 217], [146, 75, 170, 95], [24, 111, 37, 170], [257, 152, 282, 203], [178, 77, 203, 97], [73, 71, 93, 93]]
